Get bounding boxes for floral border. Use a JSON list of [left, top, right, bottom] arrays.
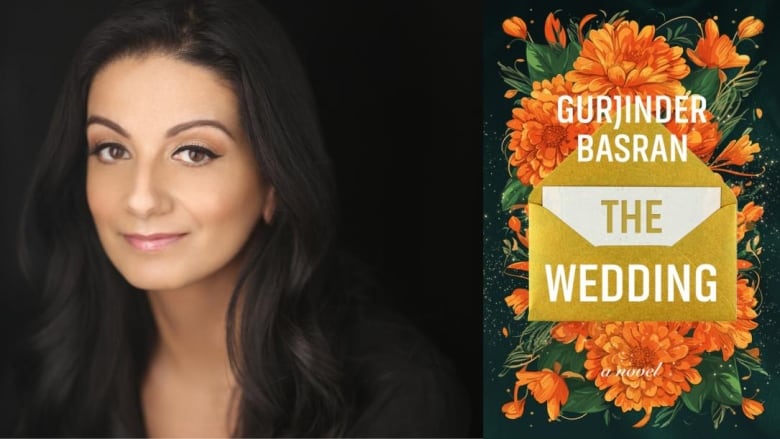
[[496, 10, 767, 428]]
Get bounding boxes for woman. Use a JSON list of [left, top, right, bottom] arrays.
[[13, 0, 469, 436]]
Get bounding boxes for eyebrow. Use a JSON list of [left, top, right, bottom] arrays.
[[85, 115, 236, 140]]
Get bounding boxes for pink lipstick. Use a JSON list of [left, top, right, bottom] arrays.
[[123, 233, 187, 252]]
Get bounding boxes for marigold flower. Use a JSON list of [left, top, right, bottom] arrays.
[[505, 288, 529, 316], [544, 12, 566, 47], [736, 201, 764, 241], [693, 278, 758, 360], [742, 397, 764, 420], [516, 362, 578, 421], [665, 109, 720, 162], [565, 20, 689, 96], [686, 19, 749, 77], [583, 322, 702, 428], [737, 16, 764, 39], [506, 75, 598, 185], [503, 16, 528, 40], [712, 134, 761, 167]]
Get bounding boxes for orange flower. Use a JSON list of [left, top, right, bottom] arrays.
[[503, 16, 528, 40], [736, 201, 764, 241], [551, 322, 591, 352], [506, 75, 598, 185], [712, 134, 761, 167], [565, 20, 689, 96], [507, 215, 529, 248], [544, 12, 566, 47], [737, 16, 764, 40], [693, 278, 758, 360], [501, 397, 525, 420], [502, 365, 528, 420], [665, 109, 721, 162], [517, 362, 578, 421], [737, 278, 759, 321], [506, 261, 529, 271], [737, 259, 753, 270], [505, 288, 529, 316], [577, 13, 598, 43], [508, 216, 521, 233], [584, 322, 702, 428], [686, 19, 749, 77], [742, 397, 764, 420]]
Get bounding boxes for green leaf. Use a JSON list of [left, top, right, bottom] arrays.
[[497, 61, 532, 96], [525, 42, 581, 82], [681, 353, 742, 413], [682, 68, 720, 104], [712, 370, 741, 406], [500, 344, 535, 375], [518, 321, 554, 354], [537, 340, 586, 374], [681, 380, 707, 413], [735, 349, 769, 377], [562, 380, 608, 414], [500, 178, 532, 211], [652, 400, 683, 428]]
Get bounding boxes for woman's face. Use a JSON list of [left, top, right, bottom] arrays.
[[86, 53, 274, 291]]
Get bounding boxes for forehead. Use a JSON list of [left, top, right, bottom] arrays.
[[87, 53, 240, 131]]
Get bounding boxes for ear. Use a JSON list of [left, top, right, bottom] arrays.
[[262, 187, 276, 224]]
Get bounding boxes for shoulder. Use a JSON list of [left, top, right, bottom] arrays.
[[340, 295, 471, 437]]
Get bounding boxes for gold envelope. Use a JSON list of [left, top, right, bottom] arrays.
[[527, 121, 736, 321]]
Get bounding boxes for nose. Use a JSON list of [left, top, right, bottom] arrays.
[[125, 160, 172, 219]]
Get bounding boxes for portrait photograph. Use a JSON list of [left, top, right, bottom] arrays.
[[0, 0, 482, 436]]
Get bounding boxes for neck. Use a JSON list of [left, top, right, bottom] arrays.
[[145, 259, 240, 380]]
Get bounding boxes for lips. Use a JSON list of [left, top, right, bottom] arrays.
[[123, 233, 187, 252]]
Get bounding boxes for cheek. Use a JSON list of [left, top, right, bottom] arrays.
[[86, 163, 122, 226], [184, 176, 264, 232]]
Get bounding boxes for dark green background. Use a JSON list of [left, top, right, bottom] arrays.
[[483, 1, 780, 438]]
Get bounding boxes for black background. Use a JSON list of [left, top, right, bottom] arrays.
[[0, 0, 483, 436]]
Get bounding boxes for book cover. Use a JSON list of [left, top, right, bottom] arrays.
[[483, 2, 778, 437]]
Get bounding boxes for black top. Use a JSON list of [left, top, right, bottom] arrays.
[[0, 274, 472, 438], [345, 303, 471, 437]]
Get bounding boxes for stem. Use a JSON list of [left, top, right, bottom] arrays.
[[560, 413, 589, 421], [656, 15, 702, 35], [711, 166, 765, 177]]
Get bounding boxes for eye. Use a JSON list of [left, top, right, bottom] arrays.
[[172, 145, 221, 166], [91, 143, 130, 163]]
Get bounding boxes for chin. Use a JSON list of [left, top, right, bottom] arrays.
[[116, 265, 192, 292], [123, 276, 186, 292]]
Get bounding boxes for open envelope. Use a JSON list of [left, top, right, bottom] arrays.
[[527, 121, 736, 321]]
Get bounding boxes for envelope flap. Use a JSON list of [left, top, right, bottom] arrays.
[[528, 120, 736, 207]]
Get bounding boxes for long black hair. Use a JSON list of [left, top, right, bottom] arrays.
[[16, 0, 355, 435]]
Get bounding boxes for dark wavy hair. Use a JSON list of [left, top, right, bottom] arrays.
[[16, 0, 355, 435]]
